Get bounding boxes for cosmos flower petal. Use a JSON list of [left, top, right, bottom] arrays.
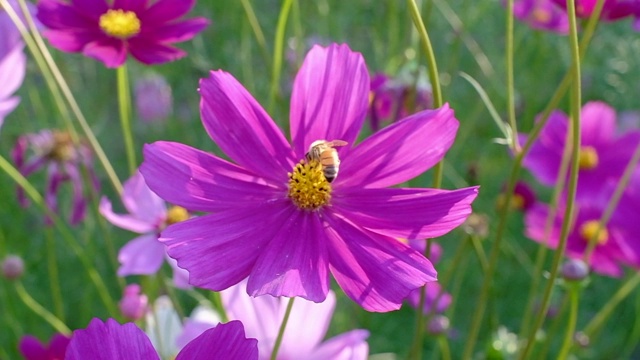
[[279, 291, 337, 356], [65, 318, 160, 360], [141, 141, 283, 212], [199, 71, 295, 180], [99, 197, 157, 233], [71, 0, 108, 20], [148, 18, 210, 42], [521, 110, 567, 186], [113, 0, 148, 13], [166, 255, 191, 289], [289, 43, 369, 159], [121, 171, 166, 224], [117, 233, 165, 276], [581, 101, 616, 146], [247, 211, 330, 302], [41, 29, 99, 52], [0, 97, 20, 126], [524, 203, 561, 248], [37, 0, 95, 29], [338, 104, 458, 189], [49, 334, 71, 359], [0, 46, 26, 99], [18, 336, 48, 360], [333, 186, 479, 239], [161, 202, 294, 291], [140, 0, 197, 25], [324, 213, 437, 312], [307, 329, 369, 360], [175, 321, 259, 360], [82, 37, 127, 68], [128, 40, 187, 65]]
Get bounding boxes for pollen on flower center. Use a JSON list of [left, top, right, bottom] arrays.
[[99, 9, 141, 39], [578, 146, 599, 170], [288, 160, 331, 210], [580, 220, 608, 245], [532, 8, 551, 23], [48, 131, 76, 162], [166, 206, 189, 225]]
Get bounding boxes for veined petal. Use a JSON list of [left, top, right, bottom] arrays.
[[324, 213, 437, 312], [308, 329, 369, 360], [121, 171, 166, 224], [141, 141, 284, 212], [37, 0, 95, 29], [128, 40, 186, 65], [139, 0, 197, 25], [289, 44, 369, 159], [333, 186, 479, 239], [117, 233, 165, 277], [65, 318, 159, 360], [199, 71, 295, 180], [99, 197, 157, 233], [581, 101, 616, 146], [337, 104, 458, 189], [143, 18, 209, 42], [160, 202, 294, 291], [82, 37, 127, 68], [247, 210, 330, 302], [521, 110, 568, 186], [176, 321, 258, 360]]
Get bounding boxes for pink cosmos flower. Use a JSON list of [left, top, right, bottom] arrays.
[[19, 333, 70, 360], [141, 43, 479, 312], [12, 130, 98, 225], [36, 0, 209, 68], [521, 101, 640, 203], [512, 0, 569, 34], [99, 170, 190, 288], [0, 44, 26, 130], [551, 0, 639, 20], [65, 318, 258, 360]]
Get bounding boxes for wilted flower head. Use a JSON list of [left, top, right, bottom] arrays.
[[65, 318, 258, 360], [119, 284, 148, 320], [1, 254, 24, 280], [37, 0, 210, 68], [512, 0, 570, 34], [135, 72, 173, 123], [141, 43, 478, 312], [99, 170, 189, 288], [12, 129, 98, 225], [19, 333, 70, 360]]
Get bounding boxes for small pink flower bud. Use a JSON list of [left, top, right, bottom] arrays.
[[2, 255, 24, 280], [562, 258, 589, 281], [427, 315, 450, 336], [119, 284, 148, 320]]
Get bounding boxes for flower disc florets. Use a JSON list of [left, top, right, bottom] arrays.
[[99, 9, 141, 39], [48, 131, 76, 162], [166, 206, 189, 225], [578, 146, 598, 170], [288, 160, 331, 210], [580, 220, 608, 245]]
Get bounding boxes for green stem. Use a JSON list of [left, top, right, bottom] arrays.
[[14, 281, 71, 335], [270, 297, 295, 360], [210, 291, 229, 323], [505, 0, 518, 151], [620, 292, 640, 358], [117, 65, 137, 175], [268, 0, 294, 113], [557, 285, 580, 360], [239, 0, 271, 66], [44, 228, 65, 321], [438, 335, 452, 360], [583, 273, 640, 339], [410, 240, 433, 360]]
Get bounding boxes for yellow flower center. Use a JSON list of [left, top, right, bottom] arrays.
[[578, 146, 599, 170], [532, 8, 551, 23], [49, 131, 76, 162], [580, 220, 608, 245], [166, 206, 189, 225], [496, 193, 525, 211], [287, 160, 331, 210], [99, 9, 141, 39]]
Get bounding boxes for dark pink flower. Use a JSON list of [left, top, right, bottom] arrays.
[[512, 0, 569, 34], [64, 318, 257, 360], [141, 44, 479, 312], [36, 0, 209, 68], [551, 0, 639, 20], [19, 333, 70, 360]]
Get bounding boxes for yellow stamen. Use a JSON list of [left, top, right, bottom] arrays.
[[496, 193, 525, 211], [580, 220, 608, 245], [531, 8, 551, 23], [99, 9, 141, 39], [578, 146, 599, 170], [288, 160, 331, 210], [49, 131, 75, 162], [166, 206, 189, 225]]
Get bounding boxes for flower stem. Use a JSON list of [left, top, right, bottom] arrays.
[[44, 228, 65, 322], [438, 335, 452, 360], [268, 0, 294, 113], [519, 0, 582, 356], [239, 0, 270, 66], [505, 0, 519, 151], [14, 281, 71, 335], [210, 291, 229, 323], [270, 297, 295, 360], [117, 64, 137, 175], [557, 284, 580, 360], [583, 273, 640, 339], [410, 240, 433, 360]]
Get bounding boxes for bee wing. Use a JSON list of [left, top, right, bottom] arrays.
[[328, 140, 348, 147]]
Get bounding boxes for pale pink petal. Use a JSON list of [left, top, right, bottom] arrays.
[[160, 202, 294, 291], [247, 211, 330, 302], [0, 46, 26, 99], [175, 321, 258, 360], [308, 330, 369, 360], [289, 44, 369, 159], [324, 212, 437, 312], [333, 187, 479, 239], [128, 40, 186, 65], [337, 104, 458, 189], [99, 197, 157, 233], [581, 101, 616, 146], [166, 255, 191, 289], [141, 141, 284, 212], [117, 233, 165, 276], [199, 71, 295, 180], [82, 37, 127, 68], [121, 171, 166, 224]]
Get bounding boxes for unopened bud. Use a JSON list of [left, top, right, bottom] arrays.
[[119, 284, 148, 320], [2, 255, 24, 280], [562, 258, 589, 281], [427, 315, 450, 336]]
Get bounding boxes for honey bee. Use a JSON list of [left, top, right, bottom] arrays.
[[305, 140, 348, 183]]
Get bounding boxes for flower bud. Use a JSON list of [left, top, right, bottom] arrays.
[[427, 315, 450, 336], [2, 255, 24, 280], [562, 258, 589, 281], [119, 284, 148, 320]]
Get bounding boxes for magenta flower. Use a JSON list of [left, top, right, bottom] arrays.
[[551, 0, 639, 20], [0, 44, 26, 130], [12, 130, 98, 225], [65, 318, 258, 360], [36, 0, 209, 68], [512, 0, 569, 34], [521, 101, 640, 203], [141, 43, 478, 312], [99, 170, 189, 288], [19, 333, 70, 360]]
